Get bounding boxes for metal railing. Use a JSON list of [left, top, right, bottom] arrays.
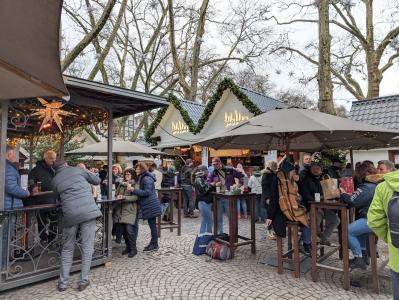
[[0, 201, 114, 291]]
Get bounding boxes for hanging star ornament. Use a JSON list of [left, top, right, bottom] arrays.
[[30, 98, 77, 132]]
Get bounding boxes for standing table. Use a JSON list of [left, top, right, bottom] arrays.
[[212, 192, 255, 258], [310, 201, 350, 290], [157, 188, 182, 237]]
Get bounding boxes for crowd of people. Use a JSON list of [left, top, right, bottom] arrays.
[[3, 146, 399, 297]]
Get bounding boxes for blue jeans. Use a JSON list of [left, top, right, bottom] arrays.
[[301, 226, 311, 245], [198, 201, 212, 234], [254, 194, 267, 221], [182, 185, 195, 215], [392, 269, 399, 300], [348, 218, 372, 257], [217, 198, 229, 235], [237, 198, 247, 216], [161, 203, 169, 215]]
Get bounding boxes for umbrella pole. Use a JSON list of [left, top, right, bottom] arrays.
[[350, 148, 354, 174]]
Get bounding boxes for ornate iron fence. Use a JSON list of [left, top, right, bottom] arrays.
[[0, 202, 113, 291]]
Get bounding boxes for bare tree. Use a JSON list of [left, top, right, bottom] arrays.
[[61, 0, 117, 72], [270, 0, 399, 100]]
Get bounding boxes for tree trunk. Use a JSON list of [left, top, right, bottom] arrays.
[[317, 0, 335, 114]]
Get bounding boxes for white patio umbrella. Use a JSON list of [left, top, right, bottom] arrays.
[[0, 0, 69, 100], [66, 140, 165, 156], [198, 108, 399, 151]]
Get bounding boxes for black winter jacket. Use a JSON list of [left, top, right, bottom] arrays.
[[261, 169, 276, 201], [193, 175, 213, 204], [266, 172, 288, 238], [133, 171, 162, 219], [180, 165, 193, 186], [298, 168, 323, 211], [28, 160, 56, 204]]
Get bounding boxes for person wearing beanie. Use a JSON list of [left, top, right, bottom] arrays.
[[52, 159, 102, 292], [248, 167, 266, 223], [298, 154, 340, 250], [180, 158, 196, 218]]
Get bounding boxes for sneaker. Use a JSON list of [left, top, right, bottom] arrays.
[[302, 243, 312, 256], [184, 213, 190, 218], [143, 243, 159, 252], [319, 239, 336, 247], [189, 213, 198, 218], [57, 285, 67, 292], [349, 257, 367, 270], [77, 280, 90, 291], [267, 230, 276, 240], [128, 249, 137, 258]]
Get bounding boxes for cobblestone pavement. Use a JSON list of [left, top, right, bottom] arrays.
[[2, 214, 394, 300]]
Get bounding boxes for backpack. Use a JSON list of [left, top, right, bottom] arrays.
[[206, 240, 231, 260], [277, 170, 308, 227], [388, 192, 399, 248]]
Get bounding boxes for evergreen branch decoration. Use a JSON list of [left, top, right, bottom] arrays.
[[144, 106, 167, 145], [194, 77, 262, 134], [144, 93, 197, 145]]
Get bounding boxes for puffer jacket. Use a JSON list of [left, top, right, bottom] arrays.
[[52, 166, 102, 227], [248, 172, 262, 195], [340, 174, 383, 219], [368, 171, 399, 273], [28, 160, 56, 204], [261, 168, 277, 201], [113, 181, 139, 225], [4, 160, 29, 209], [133, 171, 161, 219]]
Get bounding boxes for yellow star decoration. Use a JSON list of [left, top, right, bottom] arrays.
[[30, 98, 77, 132]]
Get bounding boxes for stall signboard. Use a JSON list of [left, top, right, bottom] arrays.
[[224, 110, 249, 128], [171, 120, 189, 135]]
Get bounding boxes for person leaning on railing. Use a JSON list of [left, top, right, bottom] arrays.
[[51, 159, 102, 292]]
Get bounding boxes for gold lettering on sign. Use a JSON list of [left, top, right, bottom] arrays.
[[224, 110, 249, 128], [172, 120, 189, 135]]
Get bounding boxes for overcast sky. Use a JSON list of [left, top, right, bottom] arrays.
[[62, 0, 399, 111]]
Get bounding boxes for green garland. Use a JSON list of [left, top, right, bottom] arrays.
[[194, 77, 262, 134], [144, 93, 197, 145], [145, 77, 264, 143]]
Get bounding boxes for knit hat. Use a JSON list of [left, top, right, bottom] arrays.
[[311, 152, 323, 167], [53, 159, 67, 172]]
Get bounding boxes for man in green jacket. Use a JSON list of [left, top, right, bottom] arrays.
[[368, 171, 399, 300]]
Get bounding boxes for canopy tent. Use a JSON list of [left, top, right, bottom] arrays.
[[0, 0, 69, 100], [198, 108, 399, 151], [67, 140, 165, 156]]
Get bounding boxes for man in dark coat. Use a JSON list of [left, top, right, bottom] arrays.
[[28, 150, 57, 243], [180, 158, 195, 218], [52, 159, 102, 292]]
